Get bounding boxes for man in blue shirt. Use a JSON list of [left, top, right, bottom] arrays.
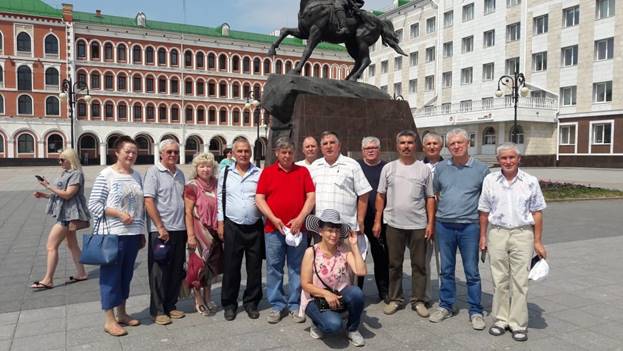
[[217, 137, 263, 321], [429, 128, 489, 331]]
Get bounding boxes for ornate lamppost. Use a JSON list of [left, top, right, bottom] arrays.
[[244, 92, 262, 167], [495, 72, 529, 143], [59, 77, 91, 149]]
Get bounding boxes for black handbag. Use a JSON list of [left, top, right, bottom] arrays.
[[79, 215, 119, 265], [312, 248, 346, 312]]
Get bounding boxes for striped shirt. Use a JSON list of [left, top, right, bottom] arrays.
[[88, 167, 146, 236]]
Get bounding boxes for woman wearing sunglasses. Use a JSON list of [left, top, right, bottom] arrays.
[[32, 148, 90, 290]]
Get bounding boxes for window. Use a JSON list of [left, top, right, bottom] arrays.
[[158, 105, 167, 122], [462, 3, 474, 22], [559, 125, 576, 145], [196, 80, 205, 95], [117, 74, 127, 91], [482, 62, 495, 80], [16, 32, 31, 53], [90, 71, 101, 89], [561, 45, 578, 66], [77, 40, 86, 59], [156, 48, 167, 66], [90, 42, 100, 60], [394, 57, 402, 71], [592, 123, 612, 144], [133, 75, 142, 92], [507, 0, 521, 7], [170, 49, 179, 66], [462, 36, 474, 53], [443, 42, 453, 58], [442, 71, 452, 88], [117, 103, 127, 121], [18, 95, 33, 115], [0, 95, 3, 114], [441, 103, 451, 113], [145, 47, 155, 65], [532, 52, 547, 71], [91, 101, 101, 119], [171, 106, 179, 122], [506, 22, 521, 42], [444, 11, 453, 27], [393, 82, 402, 95], [483, 30, 495, 48], [505, 57, 519, 74], [425, 75, 435, 91], [219, 109, 228, 124], [0, 66, 3, 87], [158, 77, 167, 93], [133, 104, 142, 122], [409, 79, 417, 93], [381, 60, 388, 74], [185, 80, 193, 95], [170, 78, 179, 94], [560, 86, 577, 106], [461, 67, 473, 84], [460, 100, 472, 112], [425, 47, 435, 62], [146, 76, 154, 93], [117, 44, 127, 62], [17, 66, 32, 90], [594, 38, 614, 60], [196, 52, 205, 68], [593, 81, 612, 102], [410, 23, 420, 38], [105, 102, 114, 119], [132, 45, 142, 64], [45, 96, 59, 116], [104, 73, 114, 90], [483, 127, 496, 145], [426, 17, 436, 33], [46, 134, 62, 153], [218, 54, 227, 71], [145, 104, 155, 121], [596, 0, 615, 19], [484, 0, 496, 14], [184, 50, 193, 68], [410, 52, 418, 66], [395, 29, 403, 42], [77, 101, 87, 118], [77, 71, 87, 85], [17, 134, 34, 153], [44, 35, 58, 55], [104, 43, 113, 61], [368, 64, 375, 77], [563, 6, 580, 27], [45, 67, 59, 87], [424, 105, 436, 115], [533, 15, 548, 35], [482, 97, 494, 109], [243, 57, 251, 74]]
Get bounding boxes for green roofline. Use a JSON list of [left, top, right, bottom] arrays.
[[72, 11, 346, 53], [0, 0, 60, 18]]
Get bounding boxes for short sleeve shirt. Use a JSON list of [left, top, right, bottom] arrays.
[[46, 170, 90, 222], [256, 163, 315, 233], [143, 163, 186, 232]]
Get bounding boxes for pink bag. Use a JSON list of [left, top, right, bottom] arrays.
[[185, 250, 205, 289]]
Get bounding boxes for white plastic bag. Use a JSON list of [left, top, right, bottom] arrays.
[[528, 258, 549, 281]]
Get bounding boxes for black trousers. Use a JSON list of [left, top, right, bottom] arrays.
[[357, 217, 389, 301], [148, 230, 187, 317], [221, 218, 263, 310]]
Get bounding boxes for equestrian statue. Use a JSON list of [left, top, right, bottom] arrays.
[[267, 0, 407, 81]]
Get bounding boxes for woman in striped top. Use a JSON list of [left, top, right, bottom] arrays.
[[88, 136, 146, 337]]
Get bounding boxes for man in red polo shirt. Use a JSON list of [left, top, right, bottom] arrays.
[[256, 137, 316, 324]]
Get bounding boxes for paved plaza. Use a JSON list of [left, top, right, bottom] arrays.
[[0, 166, 622, 350]]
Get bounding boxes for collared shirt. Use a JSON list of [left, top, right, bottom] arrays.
[[217, 163, 262, 225], [423, 156, 443, 178], [144, 163, 186, 232], [310, 154, 372, 229], [434, 157, 489, 223], [256, 162, 315, 233], [478, 169, 546, 229], [295, 159, 314, 171]]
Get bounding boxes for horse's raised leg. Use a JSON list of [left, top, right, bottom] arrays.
[[268, 27, 303, 56], [348, 41, 371, 81], [292, 26, 321, 75]]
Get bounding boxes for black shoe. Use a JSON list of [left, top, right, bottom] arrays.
[[244, 306, 260, 319], [224, 307, 237, 321]]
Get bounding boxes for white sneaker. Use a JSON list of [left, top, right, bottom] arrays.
[[289, 311, 306, 323], [310, 326, 323, 339], [471, 313, 486, 330], [348, 330, 365, 347]]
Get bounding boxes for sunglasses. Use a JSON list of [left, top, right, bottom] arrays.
[[165, 150, 180, 155]]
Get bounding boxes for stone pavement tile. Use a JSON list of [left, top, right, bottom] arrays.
[[588, 323, 623, 344], [20, 293, 66, 312], [557, 330, 622, 351], [66, 326, 123, 347], [18, 305, 65, 324], [528, 296, 572, 314], [527, 314, 580, 338], [506, 335, 590, 351], [10, 331, 65, 351], [67, 311, 103, 331], [66, 339, 122, 351], [553, 309, 607, 329], [577, 303, 623, 322], [0, 340, 10, 351], [0, 325, 15, 342], [0, 313, 18, 327], [66, 301, 100, 317], [13, 318, 66, 338], [118, 333, 181, 351]]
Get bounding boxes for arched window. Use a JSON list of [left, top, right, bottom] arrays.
[[184, 50, 193, 68], [313, 64, 321, 78], [45, 96, 59, 116], [47, 134, 63, 153], [208, 108, 217, 124], [275, 60, 283, 74], [243, 57, 251, 74], [133, 103, 143, 122], [17, 133, 34, 154], [90, 41, 100, 59], [104, 42, 113, 60], [185, 79, 193, 96], [117, 43, 127, 62], [232, 82, 240, 98], [145, 46, 155, 64], [77, 101, 87, 118], [44, 34, 58, 55], [219, 81, 227, 98], [117, 102, 128, 121], [171, 105, 180, 122], [232, 56, 240, 72], [322, 65, 330, 79], [232, 109, 240, 125], [218, 54, 227, 71], [0, 95, 4, 114], [483, 127, 496, 145], [117, 73, 127, 91], [158, 48, 166, 65], [132, 74, 142, 92], [146, 104, 155, 121], [90, 71, 101, 90], [146, 75, 155, 93], [196, 80, 205, 96], [0, 133, 5, 154], [185, 106, 194, 123], [0, 32, 3, 53], [16, 32, 31, 53], [17, 66, 32, 91], [17, 95, 32, 115], [170, 78, 179, 94], [243, 83, 251, 98], [91, 101, 101, 119], [158, 76, 167, 93], [104, 72, 114, 90], [253, 84, 262, 99], [104, 101, 114, 120], [285, 61, 293, 72], [243, 110, 250, 125], [219, 108, 228, 125], [196, 52, 204, 68], [208, 53, 216, 69], [253, 58, 261, 74], [263, 59, 271, 75], [132, 45, 142, 64], [510, 125, 524, 144], [208, 81, 216, 96], [45, 67, 59, 87], [0, 66, 3, 86], [77, 40, 87, 59], [170, 49, 179, 66], [304, 63, 311, 77], [158, 104, 168, 122], [197, 107, 205, 123], [77, 71, 87, 85]]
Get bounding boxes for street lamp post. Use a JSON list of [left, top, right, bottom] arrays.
[[59, 77, 91, 149], [495, 72, 529, 144], [244, 92, 261, 166]]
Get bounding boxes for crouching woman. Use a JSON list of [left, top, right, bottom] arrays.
[[300, 209, 367, 347]]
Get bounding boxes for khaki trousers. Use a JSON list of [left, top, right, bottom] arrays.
[[488, 225, 534, 331], [386, 226, 427, 304]]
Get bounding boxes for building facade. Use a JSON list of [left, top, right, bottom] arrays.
[[0, 1, 352, 165], [364, 0, 622, 167]]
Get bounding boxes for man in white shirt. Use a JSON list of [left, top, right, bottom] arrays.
[[478, 142, 547, 342], [295, 136, 319, 170]]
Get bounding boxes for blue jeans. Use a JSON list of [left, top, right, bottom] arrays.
[[100, 235, 141, 310], [305, 285, 364, 333], [265, 231, 308, 312], [436, 221, 483, 316]]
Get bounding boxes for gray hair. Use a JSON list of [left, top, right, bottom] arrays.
[[361, 136, 381, 149], [190, 152, 219, 179], [446, 128, 469, 143], [496, 142, 521, 157], [159, 138, 179, 150], [422, 132, 443, 145], [395, 130, 418, 144], [320, 131, 340, 144], [274, 137, 295, 151], [233, 136, 251, 149]]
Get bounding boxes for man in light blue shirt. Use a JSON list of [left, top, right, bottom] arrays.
[[217, 137, 263, 321]]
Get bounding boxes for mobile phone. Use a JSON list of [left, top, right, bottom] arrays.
[[480, 248, 487, 263], [35, 175, 45, 182]]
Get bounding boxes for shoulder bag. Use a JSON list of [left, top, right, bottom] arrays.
[[79, 215, 119, 265]]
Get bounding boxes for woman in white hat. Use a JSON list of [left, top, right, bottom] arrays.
[[299, 209, 368, 347]]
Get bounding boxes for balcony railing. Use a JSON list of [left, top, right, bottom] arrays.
[[413, 96, 558, 118]]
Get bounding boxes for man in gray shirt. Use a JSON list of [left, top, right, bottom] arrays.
[[373, 130, 435, 317], [144, 139, 187, 325]]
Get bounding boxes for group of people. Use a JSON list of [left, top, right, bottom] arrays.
[[33, 127, 547, 345]]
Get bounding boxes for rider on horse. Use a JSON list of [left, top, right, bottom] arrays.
[[335, 0, 365, 35]]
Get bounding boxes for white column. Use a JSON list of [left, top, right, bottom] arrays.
[[7, 140, 14, 158], [99, 142, 106, 165], [203, 143, 210, 154], [179, 145, 186, 164], [37, 140, 45, 159], [153, 142, 159, 165]]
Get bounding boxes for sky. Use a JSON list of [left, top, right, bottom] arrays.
[[44, 0, 397, 34]]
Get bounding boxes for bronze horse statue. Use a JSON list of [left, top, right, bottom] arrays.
[[267, 0, 407, 81]]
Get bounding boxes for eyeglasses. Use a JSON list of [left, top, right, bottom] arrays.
[[363, 146, 379, 151], [165, 150, 180, 155]]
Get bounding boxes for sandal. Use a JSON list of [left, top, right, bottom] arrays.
[[488, 325, 506, 336], [116, 317, 140, 327], [31, 281, 54, 290], [196, 304, 209, 316], [65, 276, 88, 285], [512, 329, 528, 342], [104, 324, 128, 337]]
